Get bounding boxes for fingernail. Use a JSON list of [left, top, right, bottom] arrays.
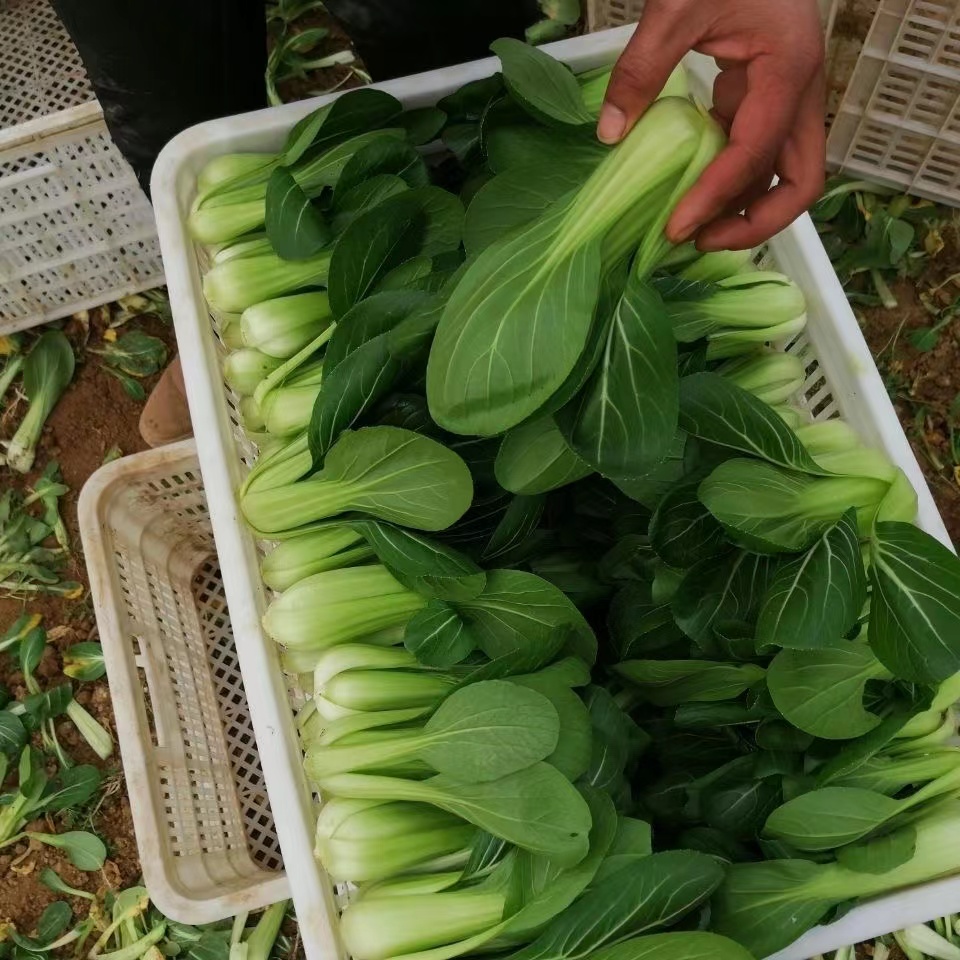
[[667, 217, 698, 244], [597, 105, 626, 144]]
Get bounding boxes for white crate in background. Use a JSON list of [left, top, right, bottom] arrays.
[[827, 0, 960, 205], [152, 27, 953, 960], [78, 441, 289, 924], [0, 0, 164, 333]]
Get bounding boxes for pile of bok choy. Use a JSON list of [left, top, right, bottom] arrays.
[[190, 37, 960, 960]]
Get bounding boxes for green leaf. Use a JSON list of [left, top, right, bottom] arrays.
[[908, 326, 941, 352], [37, 901, 72, 943], [396, 106, 447, 145], [672, 551, 780, 650], [438, 73, 505, 122], [29, 830, 107, 870], [309, 426, 474, 532], [241, 427, 473, 533], [615, 660, 765, 707], [0, 712, 26, 759], [495, 418, 593, 496], [766, 645, 890, 740], [323, 290, 430, 376], [596, 933, 756, 960], [703, 778, 782, 839], [21, 332, 74, 406], [349, 519, 485, 601], [421, 680, 560, 781], [281, 88, 403, 166], [491, 38, 593, 127], [756, 508, 867, 649], [18, 625, 45, 675], [375, 256, 434, 292], [307, 302, 439, 462], [39, 866, 96, 901], [699, 458, 885, 554], [264, 167, 332, 261], [428, 202, 601, 436], [482, 495, 544, 562], [318, 763, 591, 865], [509, 852, 725, 960], [22, 683, 73, 731], [404, 599, 476, 667], [709, 860, 831, 959], [309, 679, 562, 783], [869, 521, 960, 683], [99, 330, 167, 377], [105, 367, 146, 400], [327, 190, 429, 317], [457, 569, 597, 665], [186, 932, 231, 960], [331, 174, 410, 232], [607, 583, 686, 659], [542, 0, 581, 24], [510, 671, 593, 781], [502, 787, 618, 943], [609, 432, 692, 511], [593, 817, 652, 884], [649, 482, 727, 568], [37, 764, 102, 813], [526, 19, 568, 44], [333, 137, 428, 204], [815, 706, 921, 786], [679, 373, 824, 473], [762, 786, 901, 851], [836, 823, 917, 874], [463, 163, 584, 256], [327, 188, 463, 317], [485, 124, 607, 175], [62, 642, 106, 682], [652, 274, 722, 302], [557, 278, 677, 476]]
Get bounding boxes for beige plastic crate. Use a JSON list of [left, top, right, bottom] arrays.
[[0, 0, 164, 332], [827, 0, 960, 204], [78, 441, 289, 923]]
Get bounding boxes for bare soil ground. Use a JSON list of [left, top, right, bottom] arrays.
[[0, 306, 175, 932]]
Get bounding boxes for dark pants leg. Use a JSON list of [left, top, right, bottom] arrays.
[[49, 0, 268, 197], [323, 0, 539, 80], [49, 0, 538, 195]]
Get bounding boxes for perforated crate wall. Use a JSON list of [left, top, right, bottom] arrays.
[[827, 0, 960, 204], [79, 444, 289, 922], [0, 0, 164, 332]]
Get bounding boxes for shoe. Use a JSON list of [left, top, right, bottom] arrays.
[[139, 356, 193, 446]]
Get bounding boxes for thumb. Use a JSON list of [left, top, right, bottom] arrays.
[[598, 4, 695, 144]]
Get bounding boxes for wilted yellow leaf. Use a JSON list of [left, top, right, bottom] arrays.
[[925, 228, 945, 257]]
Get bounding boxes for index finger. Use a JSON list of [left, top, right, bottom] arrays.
[[695, 76, 826, 250], [665, 56, 806, 243]]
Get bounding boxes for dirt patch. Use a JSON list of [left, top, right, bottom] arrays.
[[0, 302, 173, 934], [272, 9, 366, 104], [0, 783, 139, 934], [856, 222, 960, 544]]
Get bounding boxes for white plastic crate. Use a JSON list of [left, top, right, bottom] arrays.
[[152, 27, 953, 960], [77, 440, 289, 924], [0, 0, 164, 333], [827, 0, 960, 204]]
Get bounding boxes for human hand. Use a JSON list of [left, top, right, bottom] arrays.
[[598, 0, 825, 251]]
